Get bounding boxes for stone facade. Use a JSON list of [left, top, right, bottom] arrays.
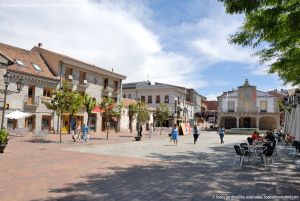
[[217, 79, 281, 130]]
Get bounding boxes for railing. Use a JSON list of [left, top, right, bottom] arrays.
[[285, 92, 300, 108], [24, 95, 39, 106]]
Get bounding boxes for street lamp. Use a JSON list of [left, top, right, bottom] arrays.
[[1, 73, 24, 129], [136, 97, 141, 140]]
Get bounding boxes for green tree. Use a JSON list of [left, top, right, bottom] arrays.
[[83, 95, 97, 132], [67, 92, 83, 133], [155, 103, 170, 135], [128, 103, 138, 133], [219, 0, 300, 85], [42, 81, 79, 143], [99, 97, 120, 139]]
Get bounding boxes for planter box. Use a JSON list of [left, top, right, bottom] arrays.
[[0, 144, 7, 153]]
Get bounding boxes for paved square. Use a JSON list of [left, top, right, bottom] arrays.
[[1, 131, 300, 201]]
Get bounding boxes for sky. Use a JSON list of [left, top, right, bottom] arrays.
[[0, 0, 290, 100]]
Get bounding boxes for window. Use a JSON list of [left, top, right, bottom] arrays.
[[228, 101, 235, 112], [79, 71, 86, 84], [164, 95, 169, 103], [104, 78, 108, 89], [65, 67, 73, 80], [123, 94, 126, 98], [27, 85, 35, 105], [15, 59, 25, 66], [114, 81, 119, 92], [156, 95, 160, 103], [260, 101, 267, 112], [141, 96, 145, 102], [148, 96, 152, 103], [43, 88, 51, 98], [128, 94, 131, 99], [32, 63, 42, 71]]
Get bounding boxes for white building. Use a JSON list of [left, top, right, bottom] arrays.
[[122, 81, 201, 128], [217, 79, 281, 130]]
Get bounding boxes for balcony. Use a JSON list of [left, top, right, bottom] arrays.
[[78, 79, 89, 88], [24, 95, 39, 107], [260, 110, 267, 113]]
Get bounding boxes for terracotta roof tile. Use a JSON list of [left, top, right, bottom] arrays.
[[205, 101, 218, 111], [0, 42, 58, 80]]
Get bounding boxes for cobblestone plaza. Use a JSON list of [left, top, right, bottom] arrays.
[[1, 131, 299, 201]]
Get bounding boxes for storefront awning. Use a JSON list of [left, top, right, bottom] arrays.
[[92, 106, 104, 113]]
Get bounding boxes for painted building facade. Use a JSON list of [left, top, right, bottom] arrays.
[[122, 81, 201, 127], [217, 79, 281, 130], [0, 42, 126, 133]]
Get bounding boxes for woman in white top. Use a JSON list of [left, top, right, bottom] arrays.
[[149, 123, 154, 138]]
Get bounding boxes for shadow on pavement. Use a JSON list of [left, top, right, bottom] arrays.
[[33, 142, 300, 201]]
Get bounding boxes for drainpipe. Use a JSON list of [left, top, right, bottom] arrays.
[[56, 61, 63, 134]]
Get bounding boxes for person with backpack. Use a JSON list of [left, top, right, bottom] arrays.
[[193, 125, 200, 144]]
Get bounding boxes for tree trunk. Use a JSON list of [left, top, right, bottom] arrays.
[[60, 116, 63, 143], [129, 117, 132, 133], [106, 118, 109, 140], [160, 126, 162, 135], [87, 114, 90, 134]]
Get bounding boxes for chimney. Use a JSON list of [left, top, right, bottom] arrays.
[[38, 43, 42, 48], [111, 68, 114, 72]]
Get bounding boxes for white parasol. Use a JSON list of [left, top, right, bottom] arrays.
[[290, 104, 300, 141], [5, 110, 31, 119]]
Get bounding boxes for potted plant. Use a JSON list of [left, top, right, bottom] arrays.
[[0, 129, 9, 153]]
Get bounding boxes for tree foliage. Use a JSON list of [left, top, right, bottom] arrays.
[[83, 95, 97, 130], [219, 0, 300, 85], [42, 81, 83, 143], [155, 103, 170, 135], [99, 97, 121, 139], [128, 103, 138, 133]]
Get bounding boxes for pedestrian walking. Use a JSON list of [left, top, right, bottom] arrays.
[[138, 125, 143, 137], [219, 126, 225, 144], [70, 118, 76, 142], [171, 124, 179, 145], [75, 123, 81, 141], [149, 123, 154, 138], [81, 123, 88, 142], [193, 125, 200, 144]]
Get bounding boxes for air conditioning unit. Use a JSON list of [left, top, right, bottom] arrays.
[[83, 79, 88, 84], [68, 74, 73, 80]]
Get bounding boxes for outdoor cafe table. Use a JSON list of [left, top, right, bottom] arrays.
[[244, 144, 267, 164]]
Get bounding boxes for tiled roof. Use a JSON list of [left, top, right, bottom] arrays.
[[122, 98, 137, 106], [0, 42, 58, 80], [205, 101, 218, 111], [32, 46, 126, 79]]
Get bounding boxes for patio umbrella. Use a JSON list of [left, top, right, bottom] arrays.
[[290, 104, 300, 141], [283, 111, 291, 135], [5, 110, 31, 119], [288, 108, 296, 135]]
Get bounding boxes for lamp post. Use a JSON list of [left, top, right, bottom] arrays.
[[137, 97, 141, 138], [1, 72, 24, 129]]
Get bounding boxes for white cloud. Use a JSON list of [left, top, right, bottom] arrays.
[[205, 92, 221, 101], [190, 13, 258, 64], [0, 0, 204, 90]]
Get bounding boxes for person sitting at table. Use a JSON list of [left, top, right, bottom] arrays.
[[265, 130, 275, 142], [252, 131, 263, 141]]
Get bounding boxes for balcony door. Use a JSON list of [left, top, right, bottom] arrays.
[[28, 85, 35, 105]]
